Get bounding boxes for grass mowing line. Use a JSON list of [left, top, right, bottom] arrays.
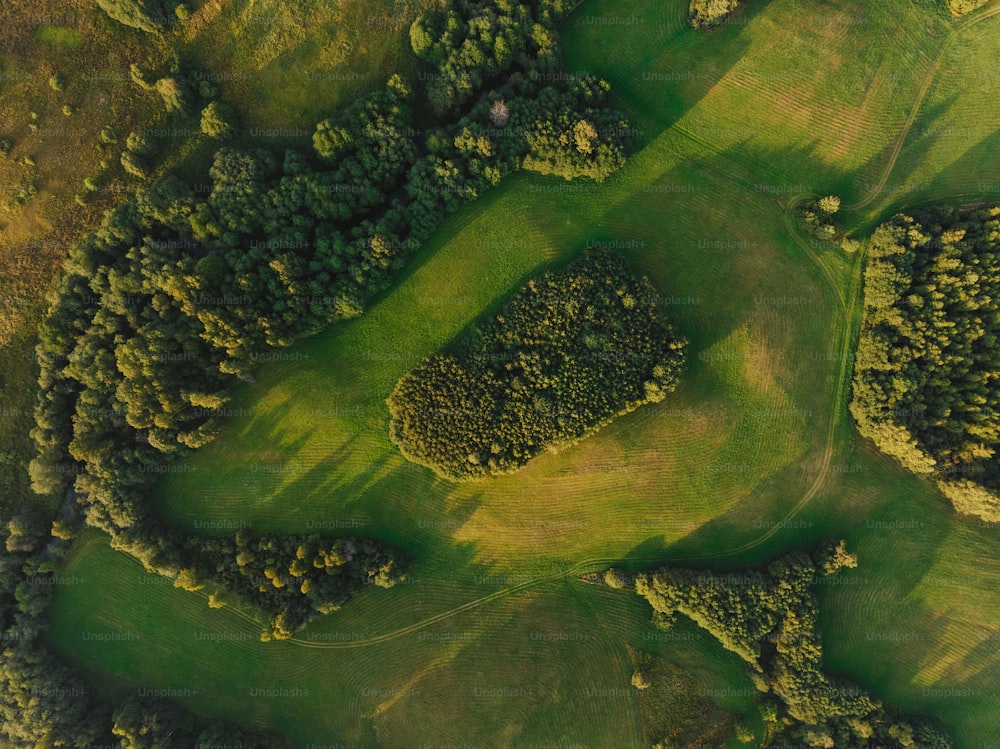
[[847, 1, 1000, 212]]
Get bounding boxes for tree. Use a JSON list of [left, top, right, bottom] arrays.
[[689, 0, 742, 29], [734, 721, 755, 743], [112, 695, 196, 748], [604, 567, 631, 589], [96, 0, 165, 32], [818, 195, 841, 214], [489, 99, 510, 127], [155, 77, 189, 113], [200, 101, 235, 138]]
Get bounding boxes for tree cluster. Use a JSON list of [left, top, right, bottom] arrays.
[[689, 0, 744, 29], [621, 541, 952, 748], [620, 541, 951, 749], [0, 516, 284, 747], [409, 0, 577, 116], [851, 206, 1000, 521], [797, 195, 842, 241], [387, 248, 686, 479], [181, 531, 405, 640]]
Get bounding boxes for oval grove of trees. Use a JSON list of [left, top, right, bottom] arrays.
[[387, 248, 687, 479]]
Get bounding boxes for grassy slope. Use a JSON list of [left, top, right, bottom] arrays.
[[0, 0, 431, 516], [45, 0, 1000, 747]]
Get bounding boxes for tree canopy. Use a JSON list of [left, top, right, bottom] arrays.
[[387, 249, 686, 478], [619, 542, 952, 748], [851, 206, 1000, 521]]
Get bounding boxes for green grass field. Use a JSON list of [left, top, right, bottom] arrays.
[[44, 0, 1000, 746]]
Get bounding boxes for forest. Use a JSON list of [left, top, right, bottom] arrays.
[[0, 0, 636, 744], [851, 205, 1000, 521], [610, 542, 953, 748], [387, 248, 687, 478]]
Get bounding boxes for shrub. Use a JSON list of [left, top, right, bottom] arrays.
[[95, 0, 165, 33], [689, 0, 742, 29]]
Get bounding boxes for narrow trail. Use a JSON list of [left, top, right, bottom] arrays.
[[847, 2, 1000, 212]]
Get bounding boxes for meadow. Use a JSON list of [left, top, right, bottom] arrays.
[[44, 0, 1000, 746], [0, 0, 429, 515]]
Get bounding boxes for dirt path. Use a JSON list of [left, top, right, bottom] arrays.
[[847, 2, 1000, 211]]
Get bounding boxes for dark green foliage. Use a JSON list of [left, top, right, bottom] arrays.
[[95, 0, 166, 33], [388, 249, 686, 478], [628, 543, 952, 747], [689, 0, 743, 29], [851, 206, 1000, 520], [409, 0, 555, 116], [112, 695, 195, 748], [312, 75, 417, 190], [187, 532, 406, 640], [17, 7, 635, 741]]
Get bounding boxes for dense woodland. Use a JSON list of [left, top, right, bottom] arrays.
[[612, 542, 953, 748], [851, 206, 1000, 521], [387, 249, 686, 478], [0, 0, 636, 744]]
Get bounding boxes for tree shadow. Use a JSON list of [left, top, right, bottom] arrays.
[[562, 0, 777, 150]]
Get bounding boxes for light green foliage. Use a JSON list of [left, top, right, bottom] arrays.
[[947, 0, 991, 15], [199, 101, 235, 138], [689, 0, 742, 29], [154, 77, 189, 113], [95, 0, 166, 33]]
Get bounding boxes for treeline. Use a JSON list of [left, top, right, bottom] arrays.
[[387, 249, 686, 479], [609, 542, 952, 748], [29, 0, 633, 609], [11, 0, 635, 742], [180, 531, 405, 641], [0, 516, 285, 747], [851, 206, 1000, 521]]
